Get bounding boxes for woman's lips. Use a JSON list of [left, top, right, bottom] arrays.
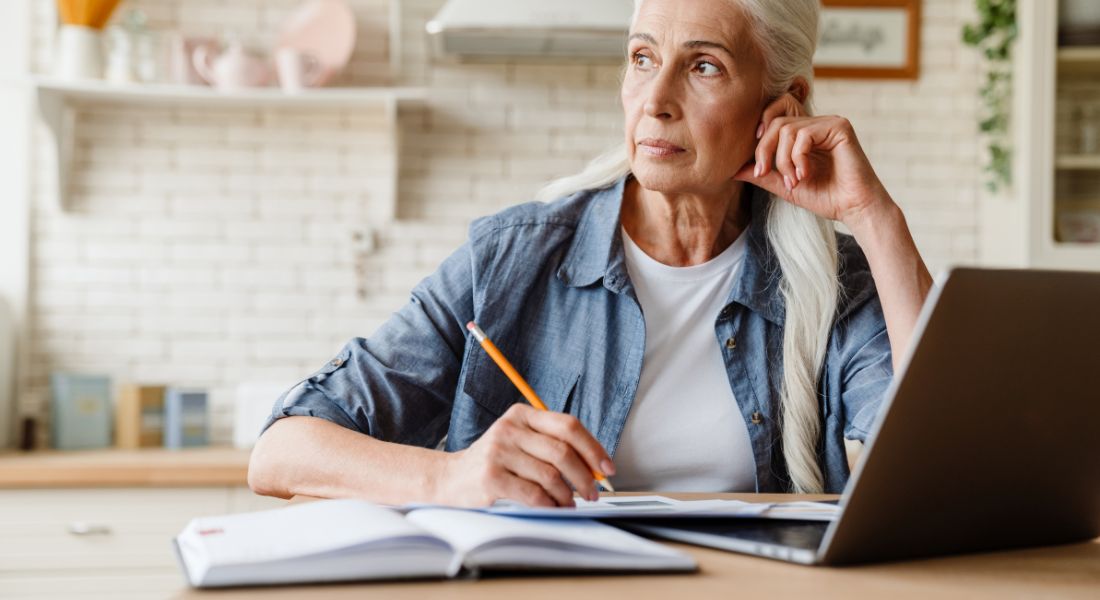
[[637, 138, 686, 157]]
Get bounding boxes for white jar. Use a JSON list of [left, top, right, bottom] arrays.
[[54, 25, 104, 80], [105, 28, 137, 85]]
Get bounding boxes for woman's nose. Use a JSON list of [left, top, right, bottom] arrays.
[[643, 68, 680, 120]]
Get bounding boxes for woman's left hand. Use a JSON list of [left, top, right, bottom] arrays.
[[734, 94, 893, 228]]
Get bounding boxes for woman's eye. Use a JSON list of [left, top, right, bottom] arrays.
[[694, 61, 721, 76], [632, 52, 654, 68]]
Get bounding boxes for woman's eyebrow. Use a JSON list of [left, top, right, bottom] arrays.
[[627, 33, 736, 58], [684, 40, 736, 58]]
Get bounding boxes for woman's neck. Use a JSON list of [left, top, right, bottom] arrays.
[[620, 178, 751, 267]]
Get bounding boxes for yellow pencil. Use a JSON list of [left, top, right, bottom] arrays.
[[466, 321, 615, 493]]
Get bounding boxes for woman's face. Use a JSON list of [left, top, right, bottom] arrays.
[[622, 0, 767, 197]]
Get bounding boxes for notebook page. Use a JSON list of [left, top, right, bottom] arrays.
[[405, 508, 693, 565], [476, 495, 838, 521], [179, 499, 444, 567]]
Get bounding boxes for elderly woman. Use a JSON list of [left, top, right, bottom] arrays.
[[249, 0, 932, 506]]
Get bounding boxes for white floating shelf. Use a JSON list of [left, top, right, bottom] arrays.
[[34, 77, 426, 108], [1055, 154, 1100, 170], [33, 77, 427, 212]]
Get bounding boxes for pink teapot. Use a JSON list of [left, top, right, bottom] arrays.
[[192, 41, 271, 91]]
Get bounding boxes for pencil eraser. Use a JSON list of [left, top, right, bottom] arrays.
[[466, 322, 476, 331]]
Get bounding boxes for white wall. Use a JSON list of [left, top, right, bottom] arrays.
[[21, 0, 981, 446], [0, 0, 31, 448]]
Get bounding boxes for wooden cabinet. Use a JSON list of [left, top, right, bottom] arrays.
[[0, 448, 284, 597], [1004, 0, 1100, 270]]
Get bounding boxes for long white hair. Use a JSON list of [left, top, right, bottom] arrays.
[[536, 0, 838, 493]]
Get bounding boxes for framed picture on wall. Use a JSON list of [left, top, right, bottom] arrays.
[[813, 0, 922, 80]]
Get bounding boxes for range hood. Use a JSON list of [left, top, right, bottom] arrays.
[[425, 0, 633, 59]]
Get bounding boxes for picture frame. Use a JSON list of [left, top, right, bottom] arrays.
[[813, 0, 922, 80]]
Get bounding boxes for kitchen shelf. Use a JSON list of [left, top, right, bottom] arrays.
[[34, 77, 426, 108], [1054, 154, 1100, 170], [33, 77, 427, 212], [1006, 2, 1100, 271]]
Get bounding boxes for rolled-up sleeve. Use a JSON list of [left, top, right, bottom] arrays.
[[838, 297, 894, 442], [259, 237, 480, 449]]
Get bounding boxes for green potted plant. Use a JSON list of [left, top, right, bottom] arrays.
[[963, 0, 1018, 192]]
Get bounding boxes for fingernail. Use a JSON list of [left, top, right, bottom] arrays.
[[795, 167, 804, 182], [756, 123, 764, 139], [753, 163, 761, 178], [784, 175, 793, 191], [600, 459, 616, 476], [589, 490, 600, 502]]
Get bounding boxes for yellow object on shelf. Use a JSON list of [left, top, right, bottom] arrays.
[[56, 0, 121, 30]]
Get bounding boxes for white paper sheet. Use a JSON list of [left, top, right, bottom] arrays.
[[404, 495, 840, 521]]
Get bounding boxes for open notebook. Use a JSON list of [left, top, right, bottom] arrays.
[[173, 499, 697, 588]]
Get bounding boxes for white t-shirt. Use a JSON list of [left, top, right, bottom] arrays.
[[613, 228, 756, 492]]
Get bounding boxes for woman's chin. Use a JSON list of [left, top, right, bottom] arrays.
[[630, 166, 694, 195]]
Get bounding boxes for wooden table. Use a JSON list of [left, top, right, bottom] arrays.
[[172, 493, 1100, 599]]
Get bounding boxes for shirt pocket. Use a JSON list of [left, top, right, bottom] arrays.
[[461, 352, 580, 419]]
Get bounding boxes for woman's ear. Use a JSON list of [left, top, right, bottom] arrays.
[[788, 77, 810, 105]]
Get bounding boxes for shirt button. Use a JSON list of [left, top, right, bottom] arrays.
[[751, 411, 763, 425], [331, 357, 345, 368], [725, 336, 737, 350]]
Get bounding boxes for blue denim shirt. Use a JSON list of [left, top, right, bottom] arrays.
[[262, 175, 893, 493]]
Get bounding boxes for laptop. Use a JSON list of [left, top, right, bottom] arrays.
[[616, 267, 1100, 565]]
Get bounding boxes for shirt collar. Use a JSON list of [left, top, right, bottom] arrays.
[[557, 174, 786, 326]]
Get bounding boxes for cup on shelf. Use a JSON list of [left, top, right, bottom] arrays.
[[192, 41, 271, 91], [54, 25, 104, 80], [1057, 210, 1100, 244], [104, 26, 137, 85], [276, 47, 324, 92], [167, 34, 216, 85]]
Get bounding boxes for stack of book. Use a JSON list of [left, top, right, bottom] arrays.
[[50, 373, 209, 450]]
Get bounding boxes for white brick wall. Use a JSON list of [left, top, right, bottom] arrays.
[[21, 0, 982, 446]]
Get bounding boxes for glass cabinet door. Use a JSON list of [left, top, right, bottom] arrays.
[[1053, 15, 1100, 246]]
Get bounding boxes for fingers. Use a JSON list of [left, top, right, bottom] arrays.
[[480, 403, 610, 506], [756, 93, 806, 140], [774, 122, 799, 191], [734, 160, 787, 198], [790, 126, 822, 184], [521, 407, 614, 481], [498, 448, 576, 507], [476, 415, 570, 507], [516, 432, 601, 502], [479, 462, 559, 508], [755, 115, 799, 180], [752, 93, 806, 178], [755, 116, 837, 191]]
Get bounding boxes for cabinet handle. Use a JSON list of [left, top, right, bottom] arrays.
[[67, 522, 113, 536]]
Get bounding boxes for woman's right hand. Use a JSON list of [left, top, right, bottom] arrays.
[[434, 404, 615, 508]]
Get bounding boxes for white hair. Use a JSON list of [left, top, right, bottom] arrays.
[[536, 0, 837, 493]]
